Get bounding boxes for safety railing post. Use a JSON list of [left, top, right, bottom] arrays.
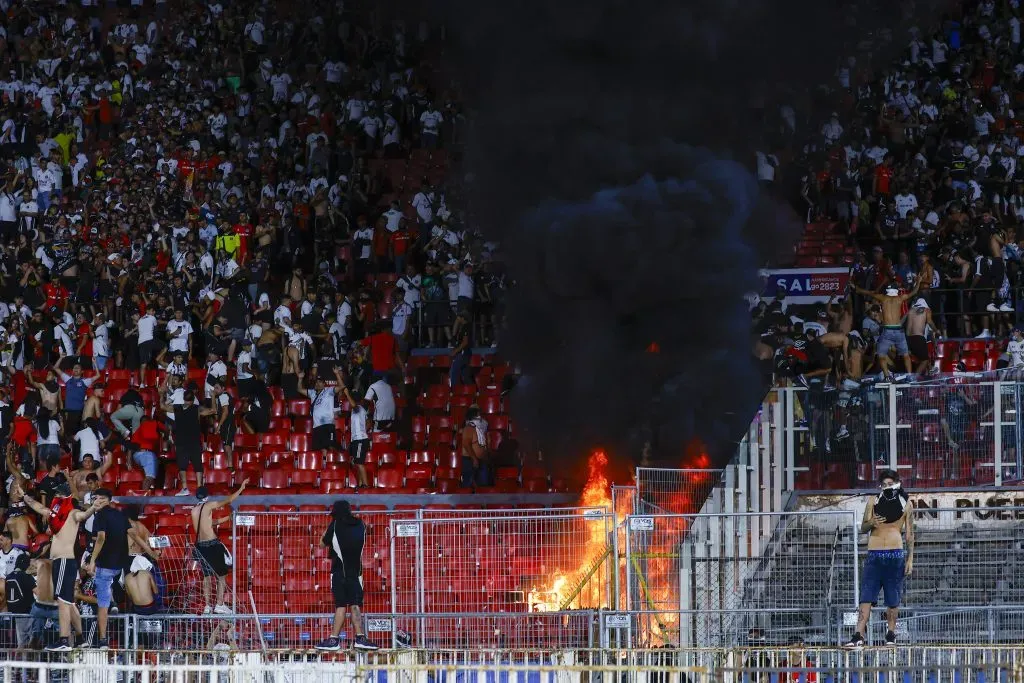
[[995, 383, 1004, 486], [888, 383, 899, 472], [231, 511, 237, 613]]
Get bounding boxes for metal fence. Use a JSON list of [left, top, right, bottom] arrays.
[[782, 379, 1024, 490], [389, 512, 616, 617], [635, 468, 724, 515], [624, 511, 859, 647], [3, 646, 1024, 683]]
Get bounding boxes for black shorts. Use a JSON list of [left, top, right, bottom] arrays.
[[52, 557, 78, 605], [312, 424, 336, 451], [976, 289, 993, 313], [220, 421, 236, 448], [350, 439, 370, 465], [176, 446, 203, 473], [138, 340, 161, 366], [193, 540, 231, 578], [247, 409, 269, 433], [374, 419, 394, 433], [908, 335, 929, 360], [331, 569, 363, 608]]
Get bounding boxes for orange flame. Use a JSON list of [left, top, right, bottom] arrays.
[[529, 450, 612, 612]]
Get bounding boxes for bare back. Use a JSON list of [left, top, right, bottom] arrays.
[[6, 515, 33, 547], [128, 519, 150, 556], [878, 297, 904, 326], [191, 503, 217, 542], [125, 571, 156, 607]]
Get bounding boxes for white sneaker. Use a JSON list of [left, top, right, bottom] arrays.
[[174, 488, 191, 497], [1000, 303, 1014, 312], [202, 606, 212, 615], [976, 330, 993, 339], [213, 605, 233, 615], [836, 425, 850, 440], [841, 379, 861, 391], [987, 303, 999, 313]]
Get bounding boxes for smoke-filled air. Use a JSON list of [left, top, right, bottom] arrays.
[[428, 0, 946, 461]]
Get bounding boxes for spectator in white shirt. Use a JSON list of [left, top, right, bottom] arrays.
[[419, 104, 443, 148]]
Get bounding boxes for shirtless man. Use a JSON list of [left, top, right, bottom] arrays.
[[191, 480, 248, 614], [905, 298, 935, 376], [22, 488, 107, 651], [853, 280, 921, 379], [5, 446, 38, 551], [29, 556, 58, 648], [844, 469, 914, 648], [124, 556, 160, 616]]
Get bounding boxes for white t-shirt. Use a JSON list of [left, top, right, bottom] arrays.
[[308, 387, 336, 428], [236, 350, 253, 380], [0, 193, 15, 222], [350, 404, 368, 442], [37, 420, 60, 445], [0, 547, 25, 579], [270, 73, 292, 100], [137, 314, 158, 343], [366, 380, 395, 421], [166, 319, 193, 352], [74, 426, 101, 459], [1009, 339, 1024, 367], [419, 109, 443, 134], [893, 193, 919, 219], [354, 227, 373, 260], [166, 387, 184, 420]]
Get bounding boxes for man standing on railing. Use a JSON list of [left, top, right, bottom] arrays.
[[843, 469, 914, 648], [315, 500, 379, 652], [852, 280, 920, 380]]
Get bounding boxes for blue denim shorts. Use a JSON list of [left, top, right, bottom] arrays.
[[94, 567, 122, 609], [860, 549, 906, 608], [133, 450, 158, 478]]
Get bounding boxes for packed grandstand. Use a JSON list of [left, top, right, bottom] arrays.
[[0, 0, 1017, 676]]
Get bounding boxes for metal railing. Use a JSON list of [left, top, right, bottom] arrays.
[[635, 468, 724, 515], [388, 512, 617, 622], [623, 511, 859, 647], [772, 380, 1024, 490], [3, 646, 1024, 682]]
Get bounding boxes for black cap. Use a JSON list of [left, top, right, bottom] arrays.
[[14, 554, 29, 572], [196, 486, 210, 501]]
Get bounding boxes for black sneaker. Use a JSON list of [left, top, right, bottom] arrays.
[[97, 638, 110, 650], [45, 638, 72, 652], [353, 635, 379, 651], [885, 630, 897, 646], [842, 632, 865, 649], [314, 637, 341, 651], [77, 635, 91, 649]]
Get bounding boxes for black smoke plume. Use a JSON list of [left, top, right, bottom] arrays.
[[425, 0, 947, 461]]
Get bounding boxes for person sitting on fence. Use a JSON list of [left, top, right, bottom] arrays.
[[852, 281, 921, 381], [124, 556, 161, 617], [843, 469, 914, 649], [190, 480, 249, 615]]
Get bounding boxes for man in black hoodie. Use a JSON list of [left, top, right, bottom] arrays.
[[314, 500, 378, 651]]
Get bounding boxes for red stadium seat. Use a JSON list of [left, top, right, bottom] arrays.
[[260, 469, 290, 489], [288, 399, 311, 417], [375, 464, 405, 489], [296, 452, 323, 470], [288, 433, 312, 451]]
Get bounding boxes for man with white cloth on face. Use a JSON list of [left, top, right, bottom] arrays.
[[904, 298, 935, 377]]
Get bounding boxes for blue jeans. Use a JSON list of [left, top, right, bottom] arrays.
[[95, 356, 108, 370], [94, 567, 122, 609], [30, 603, 58, 645], [860, 549, 906, 608], [450, 352, 471, 386], [133, 450, 157, 478], [36, 190, 50, 213]]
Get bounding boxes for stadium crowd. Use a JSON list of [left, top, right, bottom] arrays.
[[756, 0, 1024, 386], [0, 0, 534, 651]]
